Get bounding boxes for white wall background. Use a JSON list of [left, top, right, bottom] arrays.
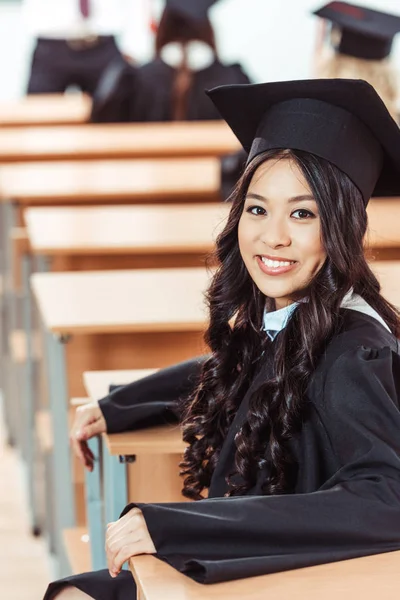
[[0, 0, 400, 100]]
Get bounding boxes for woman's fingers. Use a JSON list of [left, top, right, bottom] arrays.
[[69, 404, 106, 469], [105, 508, 156, 577], [111, 542, 142, 576]]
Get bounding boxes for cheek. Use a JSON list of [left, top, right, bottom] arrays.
[[237, 217, 251, 259], [300, 228, 326, 266]]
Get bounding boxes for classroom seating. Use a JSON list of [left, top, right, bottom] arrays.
[[0, 158, 221, 205], [0, 121, 239, 163], [31, 267, 210, 576], [130, 549, 400, 600], [0, 94, 91, 127], [83, 368, 186, 569]]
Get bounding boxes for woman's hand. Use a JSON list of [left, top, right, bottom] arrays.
[[69, 403, 107, 471], [106, 507, 156, 577]]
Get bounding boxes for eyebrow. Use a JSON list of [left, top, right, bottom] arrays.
[[245, 193, 316, 204]]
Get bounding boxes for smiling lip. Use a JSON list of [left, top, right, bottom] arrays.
[[256, 255, 298, 276]]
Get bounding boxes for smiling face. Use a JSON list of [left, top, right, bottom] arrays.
[[238, 156, 327, 309]]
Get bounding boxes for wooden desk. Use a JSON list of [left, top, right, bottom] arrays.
[[0, 94, 91, 127], [130, 550, 400, 600], [31, 267, 209, 576], [24, 203, 228, 270], [32, 267, 209, 337], [84, 369, 185, 499], [83, 369, 187, 568], [366, 198, 400, 259], [0, 121, 239, 163], [0, 158, 220, 205]]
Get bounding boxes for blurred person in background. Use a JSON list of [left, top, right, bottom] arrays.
[[23, 0, 133, 95], [313, 1, 400, 121], [91, 0, 251, 123], [131, 0, 251, 121]]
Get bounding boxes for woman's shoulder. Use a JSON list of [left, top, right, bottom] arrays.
[[312, 309, 400, 389]]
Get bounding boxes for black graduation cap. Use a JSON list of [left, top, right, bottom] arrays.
[[314, 1, 400, 60], [206, 78, 400, 203], [165, 0, 217, 22]]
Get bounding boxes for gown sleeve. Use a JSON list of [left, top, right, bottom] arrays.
[[98, 356, 206, 433], [121, 346, 400, 583]]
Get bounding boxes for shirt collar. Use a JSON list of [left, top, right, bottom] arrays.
[[262, 288, 390, 340]]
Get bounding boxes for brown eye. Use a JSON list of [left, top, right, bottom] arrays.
[[247, 205, 266, 216], [292, 209, 315, 219]]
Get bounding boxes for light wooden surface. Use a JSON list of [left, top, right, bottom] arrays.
[[84, 369, 158, 401], [10, 227, 29, 290], [83, 368, 186, 504], [24, 203, 228, 254], [84, 369, 185, 458], [0, 94, 91, 127], [130, 551, 400, 600], [31, 267, 210, 335], [368, 261, 400, 304], [104, 426, 186, 456], [0, 158, 220, 203], [62, 528, 91, 575], [0, 121, 239, 163], [367, 198, 400, 249]]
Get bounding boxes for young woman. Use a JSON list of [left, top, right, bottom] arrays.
[[45, 78, 400, 600]]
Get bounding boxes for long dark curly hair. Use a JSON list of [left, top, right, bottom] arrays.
[[180, 148, 400, 500]]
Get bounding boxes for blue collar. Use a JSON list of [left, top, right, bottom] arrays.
[[262, 302, 299, 340], [262, 290, 390, 341]]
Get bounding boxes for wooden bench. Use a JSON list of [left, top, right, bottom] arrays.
[[0, 158, 221, 206], [0, 94, 91, 127], [31, 267, 209, 576], [63, 528, 91, 575], [366, 198, 400, 260], [82, 368, 187, 569], [0, 121, 239, 163], [24, 203, 228, 271], [130, 550, 400, 600]]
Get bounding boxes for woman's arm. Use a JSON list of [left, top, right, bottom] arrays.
[[120, 346, 400, 583], [99, 355, 207, 433]]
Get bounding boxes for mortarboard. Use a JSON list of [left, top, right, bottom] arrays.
[[165, 0, 218, 23], [314, 1, 400, 60], [206, 78, 400, 203]]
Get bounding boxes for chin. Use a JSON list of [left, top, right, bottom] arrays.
[[254, 282, 295, 301]]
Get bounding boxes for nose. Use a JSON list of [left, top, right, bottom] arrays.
[[259, 215, 291, 249]]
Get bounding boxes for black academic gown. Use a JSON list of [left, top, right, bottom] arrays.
[[90, 57, 250, 124], [43, 309, 400, 599], [131, 58, 251, 122]]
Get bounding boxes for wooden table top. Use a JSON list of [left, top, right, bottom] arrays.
[[31, 261, 400, 336], [0, 158, 220, 203], [367, 198, 400, 248], [83, 368, 185, 455], [24, 203, 228, 255], [0, 121, 239, 163], [130, 550, 400, 600], [84, 369, 158, 401], [31, 267, 210, 335], [0, 94, 91, 127]]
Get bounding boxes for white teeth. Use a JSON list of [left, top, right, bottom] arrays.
[[261, 257, 294, 268]]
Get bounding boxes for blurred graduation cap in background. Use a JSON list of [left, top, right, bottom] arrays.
[[314, 1, 400, 60], [165, 0, 218, 23]]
